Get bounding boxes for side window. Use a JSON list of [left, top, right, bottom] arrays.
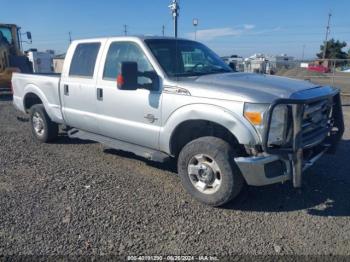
[[103, 42, 154, 85], [69, 43, 101, 77]]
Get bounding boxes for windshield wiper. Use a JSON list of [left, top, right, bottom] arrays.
[[172, 68, 232, 77]]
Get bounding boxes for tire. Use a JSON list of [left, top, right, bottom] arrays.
[[30, 104, 58, 143], [177, 136, 244, 207]]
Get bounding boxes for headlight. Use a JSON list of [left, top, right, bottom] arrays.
[[244, 103, 269, 141], [268, 105, 288, 145], [244, 103, 288, 145]]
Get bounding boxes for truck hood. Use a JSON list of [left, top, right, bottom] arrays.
[[174, 72, 322, 103]]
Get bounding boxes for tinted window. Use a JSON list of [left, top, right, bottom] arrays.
[[69, 43, 100, 77], [103, 42, 154, 85], [145, 39, 231, 77]]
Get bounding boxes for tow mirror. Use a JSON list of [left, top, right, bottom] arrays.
[[26, 32, 32, 41], [117, 62, 138, 90]]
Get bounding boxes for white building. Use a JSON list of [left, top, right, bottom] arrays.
[[244, 53, 269, 73], [244, 53, 295, 74], [53, 54, 65, 73], [267, 54, 295, 71], [222, 55, 244, 71], [26, 49, 54, 73]]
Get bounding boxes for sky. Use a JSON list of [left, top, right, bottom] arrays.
[[2, 0, 350, 59]]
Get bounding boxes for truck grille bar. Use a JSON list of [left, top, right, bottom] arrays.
[[262, 90, 344, 188]]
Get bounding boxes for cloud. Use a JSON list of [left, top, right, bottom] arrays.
[[187, 24, 255, 41], [251, 26, 281, 35], [243, 24, 255, 30]]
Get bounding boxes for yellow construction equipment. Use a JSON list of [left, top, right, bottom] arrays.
[[0, 23, 33, 94]]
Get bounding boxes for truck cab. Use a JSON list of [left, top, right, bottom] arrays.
[[0, 23, 32, 94], [12, 36, 344, 206]]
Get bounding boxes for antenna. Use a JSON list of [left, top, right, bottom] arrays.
[[169, 0, 179, 37], [162, 25, 165, 36], [68, 32, 72, 44], [322, 12, 332, 59]]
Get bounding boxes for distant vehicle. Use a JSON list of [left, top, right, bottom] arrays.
[[0, 23, 33, 94], [307, 65, 330, 73], [12, 36, 344, 206]]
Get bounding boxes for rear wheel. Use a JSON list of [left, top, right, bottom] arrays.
[[30, 104, 58, 143], [177, 136, 244, 206]]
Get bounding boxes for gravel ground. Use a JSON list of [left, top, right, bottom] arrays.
[[0, 96, 350, 257]]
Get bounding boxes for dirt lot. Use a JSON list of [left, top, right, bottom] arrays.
[[276, 68, 350, 94], [0, 96, 350, 258]]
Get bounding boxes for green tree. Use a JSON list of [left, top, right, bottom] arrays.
[[317, 39, 348, 60]]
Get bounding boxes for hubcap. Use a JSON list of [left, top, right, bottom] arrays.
[[32, 112, 45, 136], [187, 154, 222, 194]]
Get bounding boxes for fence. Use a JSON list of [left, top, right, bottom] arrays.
[[275, 59, 350, 95]]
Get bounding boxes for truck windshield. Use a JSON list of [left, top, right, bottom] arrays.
[[145, 39, 232, 77], [0, 27, 13, 45]]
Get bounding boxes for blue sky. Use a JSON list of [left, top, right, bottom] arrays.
[[2, 0, 350, 59]]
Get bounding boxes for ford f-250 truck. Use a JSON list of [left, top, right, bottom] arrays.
[[12, 36, 344, 206]]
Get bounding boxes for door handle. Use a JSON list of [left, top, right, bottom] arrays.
[[97, 88, 103, 100], [64, 84, 69, 95]]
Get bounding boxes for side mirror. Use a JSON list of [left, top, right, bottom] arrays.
[[142, 71, 160, 91], [117, 62, 138, 90], [26, 32, 32, 41]]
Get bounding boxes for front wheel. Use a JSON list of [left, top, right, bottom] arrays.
[[30, 104, 58, 143], [177, 136, 244, 207]]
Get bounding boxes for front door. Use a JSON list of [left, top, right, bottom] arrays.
[[95, 41, 162, 149]]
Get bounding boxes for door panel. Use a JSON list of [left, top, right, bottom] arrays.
[[95, 41, 162, 149], [60, 42, 102, 133], [60, 79, 99, 133], [96, 85, 162, 148]]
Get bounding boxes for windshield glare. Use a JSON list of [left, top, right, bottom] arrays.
[[145, 39, 232, 77]]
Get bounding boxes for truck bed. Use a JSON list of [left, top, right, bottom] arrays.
[[12, 72, 64, 124]]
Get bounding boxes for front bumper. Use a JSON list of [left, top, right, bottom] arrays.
[[235, 144, 329, 186], [235, 89, 344, 187]]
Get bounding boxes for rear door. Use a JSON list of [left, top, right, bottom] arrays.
[[60, 41, 103, 133]]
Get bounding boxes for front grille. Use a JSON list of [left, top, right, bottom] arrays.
[[302, 98, 332, 147]]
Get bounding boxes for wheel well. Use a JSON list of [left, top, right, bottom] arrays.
[[170, 120, 244, 157], [24, 93, 43, 112]]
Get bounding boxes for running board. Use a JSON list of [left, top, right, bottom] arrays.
[[68, 129, 169, 162]]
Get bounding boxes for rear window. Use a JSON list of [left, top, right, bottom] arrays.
[[69, 43, 101, 77]]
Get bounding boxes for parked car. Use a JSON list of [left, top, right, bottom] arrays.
[[12, 36, 344, 206], [308, 65, 330, 73]]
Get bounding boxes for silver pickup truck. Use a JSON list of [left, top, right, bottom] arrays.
[[12, 36, 344, 206]]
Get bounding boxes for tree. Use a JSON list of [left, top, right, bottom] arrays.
[[317, 39, 348, 60]]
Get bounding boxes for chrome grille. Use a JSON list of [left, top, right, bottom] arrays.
[[302, 98, 332, 147]]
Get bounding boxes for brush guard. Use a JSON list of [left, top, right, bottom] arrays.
[[261, 91, 344, 188]]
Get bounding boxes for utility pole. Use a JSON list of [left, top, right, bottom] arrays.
[[162, 25, 165, 36], [301, 44, 305, 60], [123, 25, 128, 36], [169, 0, 179, 38], [68, 32, 72, 44], [322, 12, 332, 60], [193, 18, 198, 40]]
